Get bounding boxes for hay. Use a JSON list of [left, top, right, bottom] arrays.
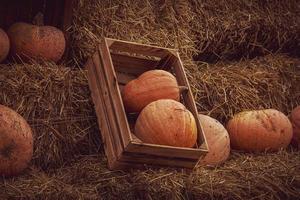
[[1, 150, 299, 199], [70, 0, 300, 65], [190, 0, 300, 62], [0, 63, 101, 170], [188, 54, 300, 123], [71, 0, 197, 65]]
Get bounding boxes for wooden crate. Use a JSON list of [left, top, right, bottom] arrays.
[[0, 0, 76, 60], [85, 37, 209, 170]]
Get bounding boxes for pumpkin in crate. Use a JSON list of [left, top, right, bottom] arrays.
[[122, 70, 182, 113], [0, 28, 9, 62], [0, 105, 33, 177], [7, 22, 65, 62], [198, 114, 230, 166], [290, 106, 300, 148], [226, 109, 292, 152], [134, 99, 197, 148]]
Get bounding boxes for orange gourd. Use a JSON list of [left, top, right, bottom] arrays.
[[198, 114, 230, 166], [226, 109, 292, 152], [0, 28, 9, 62], [0, 105, 33, 177], [122, 70, 180, 113], [134, 99, 197, 147], [7, 22, 65, 62], [290, 106, 300, 148]]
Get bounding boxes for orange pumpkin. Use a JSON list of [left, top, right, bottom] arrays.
[[290, 106, 300, 148], [0, 105, 33, 177], [0, 28, 9, 62], [134, 99, 197, 147], [198, 114, 230, 166], [122, 70, 180, 113], [226, 109, 292, 152], [7, 22, 65, 62]]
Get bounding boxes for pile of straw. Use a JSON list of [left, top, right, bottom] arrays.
[[1, 151, 299, 199], [71, 0, 300, 65], [0, 63, 101, 170], [190, 0, 300, 62], [189, 54, 300, 123], [71, 0, 197, 65]]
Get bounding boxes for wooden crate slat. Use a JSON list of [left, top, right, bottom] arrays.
[[107, 38, 173, 58], [173, 54, 208, 150], [111, 52, 158, 75], [99, 40, 132, 145], [90, 52, 124, 158], [125, 142, 205, 160], [119, 152, 196, 169]]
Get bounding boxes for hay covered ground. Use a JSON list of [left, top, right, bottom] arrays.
[[1, 0, 300, 199]]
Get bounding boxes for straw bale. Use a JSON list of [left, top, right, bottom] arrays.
[[188, 54, 300, 123], [0, 63, 101, 170]]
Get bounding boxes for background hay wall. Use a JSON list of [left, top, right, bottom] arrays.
[[189, 54, 300, 123], [190, 0, 300, 62], [71, 0, 300, 65]]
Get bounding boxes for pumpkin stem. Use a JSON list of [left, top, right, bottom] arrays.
[[178, 86, 189, 93]]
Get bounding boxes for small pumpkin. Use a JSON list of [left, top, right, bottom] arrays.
[[226, 109, 292, 152], [290, 106, 300, 148], [134, 99, 197, 147], [7, 22, 65, 62], [122, 70, 180, 113], [0, 105, 33, 177], [0, 28, 9, 62], [198, 114, 230, 166]]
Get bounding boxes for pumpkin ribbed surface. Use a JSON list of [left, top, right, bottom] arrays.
[[198, 114, 230, 166], [134, 99, 197, 147], [7, 22, 65, 62], [226, 109, 292, 152], [122, 70, 180, 113], [0, 105, 33, 177]]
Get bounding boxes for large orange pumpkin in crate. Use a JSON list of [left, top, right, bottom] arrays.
[[0, 105, 33, 177], [134, 99, 197, 148], [198, 114, 230, 166], [7, 22, 65, 62], [122, 70, 181, 113], [290, 106, 300, 148], [226, 109, 292, 152], [0, 28, 9, 62]]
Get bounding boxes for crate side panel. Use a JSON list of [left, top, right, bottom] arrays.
[[119, 152, 197, 169], [100, 41, 132, 145], [108, 39, 171, 58], [173, 55, 207, 150], [111, 52, 158, 76], [89, 52, 124, 158], [125, 142, 205, 160]]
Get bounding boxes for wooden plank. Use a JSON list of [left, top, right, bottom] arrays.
[[119, 152, 197, 169], [111, 52, 158, 75], [100, 40, 132, 144], [107, 38, 172, 58], [86, 56, 118, 164], [173, 53, 208, 150], [90, 52, 124, 158], [125, 142, 206, 160]]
